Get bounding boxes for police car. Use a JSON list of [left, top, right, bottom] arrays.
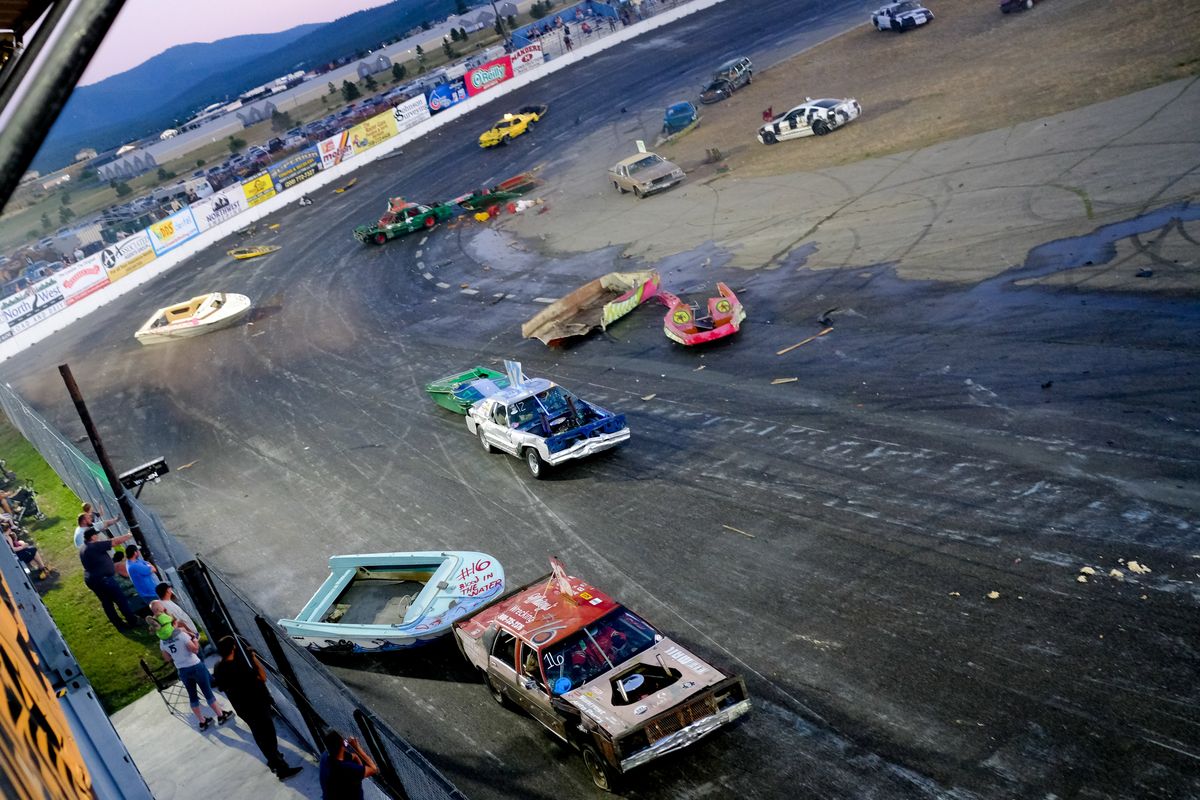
[[871, 1, 934, 32], [756, 98, 862, 144]]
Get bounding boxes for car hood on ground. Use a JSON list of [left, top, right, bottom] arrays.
[[561, 638, 727, 735]]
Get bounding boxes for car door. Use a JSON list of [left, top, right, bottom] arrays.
[[782, 109, 803, 140], [488, 629, 520, 702], [482, 402, 521, 454], [513, 641, 569, 740]]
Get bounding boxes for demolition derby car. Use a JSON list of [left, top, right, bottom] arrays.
[[698, 56, 753, 104], [462, 361, 629, 478], [871, 1, 934, 32], [478, 104, 548, 148], [757, 97, 862, 144], [608, 152, 685, 198], [453, 560, 752, 791], [354, 199, 457, 244]]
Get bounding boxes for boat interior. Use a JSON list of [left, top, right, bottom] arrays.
[[149, 294, 225, 328], [321, 563, 440, 626]]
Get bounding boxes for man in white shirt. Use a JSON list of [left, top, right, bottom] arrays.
[[73, 510, 119, 549]]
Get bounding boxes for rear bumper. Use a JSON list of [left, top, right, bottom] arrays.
[[619, 698, 752, 772]]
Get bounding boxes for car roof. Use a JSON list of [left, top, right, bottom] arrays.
[[716, 57, 746, 71], [614, 152, 663, 168], [469, 575, 621, 647]]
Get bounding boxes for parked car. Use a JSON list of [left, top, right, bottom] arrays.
[[608, 152, 685, 198], [757, 97, 862, 144], [266, 137, 284, 153], [1000, 0, 1036, 11], [871, 1, 934, 31], [453, 562, 751, 791], [699, 56, 752, 104], [662, 101, 698, 136]]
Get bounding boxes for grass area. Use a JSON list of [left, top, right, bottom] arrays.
[[0, 419, 160, 713]]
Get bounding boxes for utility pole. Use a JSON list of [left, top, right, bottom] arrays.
[[58, 363, 153, 563]]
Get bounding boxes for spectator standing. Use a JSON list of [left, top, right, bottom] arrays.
[[124, 545, 159, 607], [564, 32, 573, 52], [73, 510, 118, 549], [156, 613, 232, 730], [154, 581, 198, 634], [79, 529, 140, 630], [319, 730, 378, 800], [212, 636, 302, 781]]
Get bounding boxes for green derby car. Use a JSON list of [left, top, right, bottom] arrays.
[[354, 200, 457, 244]]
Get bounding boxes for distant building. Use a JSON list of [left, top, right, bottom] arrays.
[[356, 54, 392, 78], [74, 147, 98, 162], [159, 129, 179, 140], [116, 144, 137, 156], [41, 173, 70, 190], [18, 170, 39, 185]]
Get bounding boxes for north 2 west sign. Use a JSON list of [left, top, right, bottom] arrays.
[[0, 277, 66, 333]]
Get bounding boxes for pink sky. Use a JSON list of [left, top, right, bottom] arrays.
[[80, 0, 393, 85]]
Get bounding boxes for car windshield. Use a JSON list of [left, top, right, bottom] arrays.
[[508, 386, 579, 431], [627, 155, 664, 174], [542, 608, 660, 695], [814, 99, 839, 109]]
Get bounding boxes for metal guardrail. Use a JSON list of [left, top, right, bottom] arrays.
[[0, 380, 466, 800]]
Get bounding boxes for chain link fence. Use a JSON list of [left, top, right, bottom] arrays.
[[0, 381, 466, 800]]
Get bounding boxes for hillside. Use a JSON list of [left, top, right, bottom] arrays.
[[32, 0, 471, 172]]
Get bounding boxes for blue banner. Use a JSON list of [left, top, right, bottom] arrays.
[[269, 146, 321, 193], [426, 80, 468, 114]]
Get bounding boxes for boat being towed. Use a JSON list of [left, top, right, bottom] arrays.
[[134, 292, 252, 345], [279, 551, 505, 654], [425, 366, 510, 414]]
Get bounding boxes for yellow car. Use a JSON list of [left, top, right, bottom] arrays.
[[478, 104, 548, 148]]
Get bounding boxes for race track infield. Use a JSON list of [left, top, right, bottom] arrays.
[[3, 0, 1198, 797]]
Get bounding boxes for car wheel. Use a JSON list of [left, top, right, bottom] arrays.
[[633, 186, 643, 199], [746, 71, 753, 84], [582, 743, 621, 792], [613, 181, 627, 194], [761, 130, 777, 145], [484, 671, 514, 709], [524, 448, 546, 479], [373, 232, 387, 245], [500, 135, 510, 147], [424, 215, 436, 229], [478, 428, 494, 453], [813, 120, 831, 136]]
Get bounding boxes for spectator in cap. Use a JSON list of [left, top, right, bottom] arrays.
[[79, 528, 139, 630]]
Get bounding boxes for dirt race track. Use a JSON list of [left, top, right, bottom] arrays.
[[663, 0, 1200, 177]]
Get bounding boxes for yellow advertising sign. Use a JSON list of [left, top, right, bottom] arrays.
[[242, 172, 277, 207], [349, 111, 398, 152], [106, 249, 156, 281], [0, 571, 93, 800]]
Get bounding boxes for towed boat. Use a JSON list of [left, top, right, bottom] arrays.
[[278, 551, 505, 654], [660, 282, 746, 345], [425, 366, 510, 414], [227, 245, 280, 260], [522, 271, 660, 345], [134, 292, 252, 345], [455, 171, 541, 211]]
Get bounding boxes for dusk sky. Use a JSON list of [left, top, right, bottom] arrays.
[[80, 0, 393, 85]]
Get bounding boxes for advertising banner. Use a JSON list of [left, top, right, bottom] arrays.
[[100, 230, 156, 282], [0, 276, 66, 333], [465, 56, 513, 97], [318, 130, 356, 169], [392, 94, 431, 132], [54, 253, 109, 305], [426, 79, 468, 114], [0, 309, 10, 342], [269, 146, 320, 193], [147, 207, 200, 256], [509, 43, 543, 76], [241, 172, 276, 208], [349, 112, 398, 152], [192, 186, 247, 231]]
